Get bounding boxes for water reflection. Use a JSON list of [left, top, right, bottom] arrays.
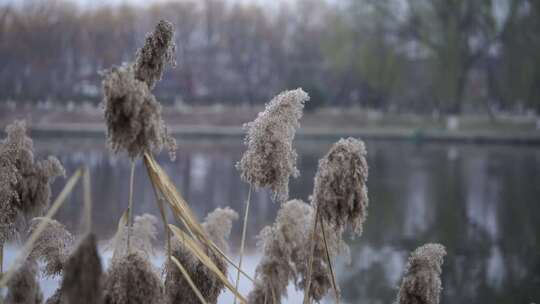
[[16, 138, 540, 303]]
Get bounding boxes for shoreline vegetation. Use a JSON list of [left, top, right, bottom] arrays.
[[0, 114, 540, 146], [0, 105, 538, 145]]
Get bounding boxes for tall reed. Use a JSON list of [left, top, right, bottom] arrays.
[[304, 137, 369, 304], [102, 19, 177, 254], [235, 88, 309, 303], [0, 120, 65, 280], [247, 199, 347, 304]]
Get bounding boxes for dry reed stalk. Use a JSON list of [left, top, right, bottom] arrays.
[[165, 207, 237, 304], [127, 161, 135, 252], [319, 217, 339, 304], [234, 185, 252, 304], [112, 211, 128, 256], [83, 167, 93, 234], [143, 153, 254, 283], [0, 168, 82, 288], [302, 206, 319, 304], [169, 224, 248, 303], [170, 256, 208, 304], [146, 162, 171, 260]]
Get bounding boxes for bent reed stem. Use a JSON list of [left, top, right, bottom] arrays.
[[320, 216, 339, 304], [127, 160, 136, 252], [234, 185, 252, 304], [83, 167, 93, 234], [155, 192, 171, 261], [303, 205, 320, 304]]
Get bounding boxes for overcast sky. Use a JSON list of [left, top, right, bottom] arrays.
[[0, 0, 291, 9]]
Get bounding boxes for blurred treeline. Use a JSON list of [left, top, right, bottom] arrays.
[[0, 0, 539, 114]]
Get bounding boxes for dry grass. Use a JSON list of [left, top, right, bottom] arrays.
[[0, 19, 453, 304], [0, 168, 83, 288]]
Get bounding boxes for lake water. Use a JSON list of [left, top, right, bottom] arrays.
[[3, 137, 540, 303]]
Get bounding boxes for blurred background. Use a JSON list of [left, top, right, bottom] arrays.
[[0, 0, 539, 303]]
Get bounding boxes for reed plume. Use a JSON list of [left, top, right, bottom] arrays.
[[111, 213, 158, 260], [312, 137, 369, 235], [134, 20, 176, 90], [165, 207, 238, 304], [201, 207, 239, 253], [4, 260, 43, 304], [248, 199, 345, 303], [303, 137, 367, 303], [27, 218, 74, 277], [397, 243, 447, 304], [103, 212, 162, 303], [236, 88, 308, 303], [102, 19, 176, 161], [0, 121, 65, 244], [236, 88, 309, 203], [103, 252, 164, 304], [102, 64, 176, 161]]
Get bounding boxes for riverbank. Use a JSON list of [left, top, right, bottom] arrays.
[[1, 104, 539, 145]]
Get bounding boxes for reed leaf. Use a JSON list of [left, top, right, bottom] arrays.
[[0, 168, 83, 287], [170, 256, 208, 304], [82, 167, 92, 234], [143, 152, 254, 283], [169, 224, 248, 304], [111, 210, 128, 257]]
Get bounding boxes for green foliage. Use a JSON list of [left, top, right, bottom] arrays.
[[498, 0, 540, 112]]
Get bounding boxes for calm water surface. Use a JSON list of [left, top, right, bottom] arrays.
[[6, 137, 540, 303]]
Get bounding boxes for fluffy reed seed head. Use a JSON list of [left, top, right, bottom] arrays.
[[236, 89, 309, 202], [312, 137, 368, 235], [202, 206, 239, 253], [248, 200, 312, 304], [0, 120, 65, 243], [134, 20, 176, 90], [165, 207, 238, 304], [28, 218, 74, 277], [61, 233, 103, 304], [111, 213, 158, 260], [4, 260, 44, 304], [102, 64, 176, 160], [397, 243, 447, 304], [248, 199, 347, 304], [103, 252, 164, 304]]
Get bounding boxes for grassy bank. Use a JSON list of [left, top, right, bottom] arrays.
[[1, 104, 539, 144]]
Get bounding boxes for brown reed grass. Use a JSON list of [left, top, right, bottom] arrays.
[[397, 243, 447, 304]]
